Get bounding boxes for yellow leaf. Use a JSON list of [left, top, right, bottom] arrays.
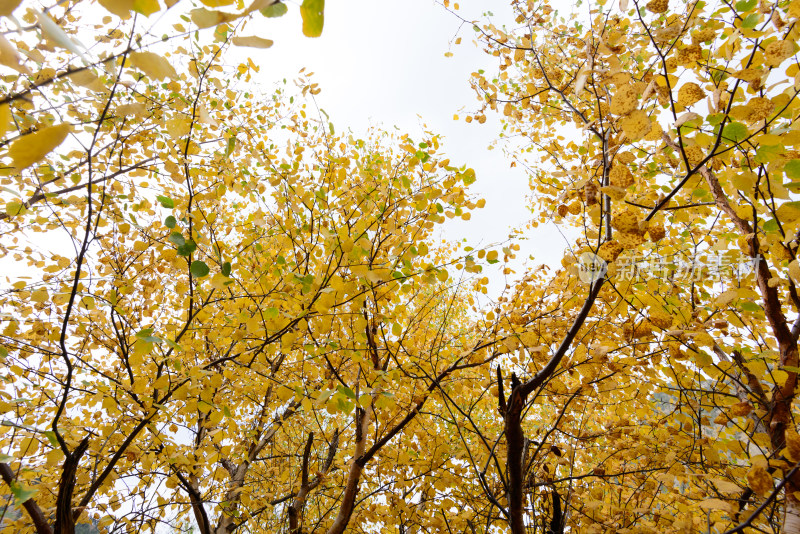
[[747, 465, 773, 496], [601, 185, 627, 201], [300, 0, 324, 37], [789, 260, 800, 285], [715, 289, 738, 307], [786, 430, 800, 462], [486, 250, 499, 262], [0, 0, 20, 16], [777, 202, 800, 223], [98, 0, 135, 18], [129, 52, 178, 80], [4, 201, 23, 217], [9, 123, 71, 170], [711, 478, 741, 494], [620, 109, 652, 141], [210, 273, 232, 290], [197, 105, 218, 126], [728, 401, 752, 416], [0, 104, 11, 140], [610, 83, 638, 115], [611, 208, 642, 233], [698, 498, 734, 512], [31, 288, 48, 304], [102, 396, 118, 414], [231, 36, 274, 48], [117, 103, 147, 118], [190, 7, 239, 29], [133, 0, 161, 16], [0, 34, 29, 73], [166, 117, 190, 139], [68, 69, 105, 92], [598, 240, 624, 262], [201, 0, 235, 6], [364, 269, 389, 284]]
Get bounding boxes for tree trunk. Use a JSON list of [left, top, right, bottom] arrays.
[[325, 407, 371, 534], [785, 491, 800, 533], [54, 437, 89, 534]]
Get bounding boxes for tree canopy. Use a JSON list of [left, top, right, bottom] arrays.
[[3, 0, 800, 533]]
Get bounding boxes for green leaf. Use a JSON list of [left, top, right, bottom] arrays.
[[42, 431, 59, 448], [165, 216, 176, 229], [338, 385, 356, 399], [722, 122, 749, 143], [740, 301, 763, 313], [169, 232, 185, 246], [5, 201, 23, 217], [9, 481, 36, 503], [177, 240, 197, 256], [136, 329, 164, 344], [156, 195, 174, 209], [261, 1, 288, 17], [132, 0, 160, 16], [224, 137, 236, 158], [300, 0, 324, 37], [190, 260, 210, 278], [223, 405, 232, 418], [741, 13, 760, 29], [755, 144, 781, 164], [735, 0, 756, 11], [264, 307, 279, 319], [462, 168, 477, 185], [761, 219, 779, 233], [785, 160, 800, 180], [318, 389, 334, 405], [0, 453, 12, 463], [165, 338, 182, 352], [0, 346, 7, 359], [221, 261, 231, 277]]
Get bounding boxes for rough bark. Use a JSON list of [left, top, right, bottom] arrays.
[[325, 407, 371, 534], [505, 386, 527, 534], [700, 152, 800, 533], [785, 495, 800, 534], [54, 437, 90, 534]]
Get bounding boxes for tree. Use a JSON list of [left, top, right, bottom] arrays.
[[1, 2, 509, 533], [7, 0, 800, 532], [450, 0, 800, 531]]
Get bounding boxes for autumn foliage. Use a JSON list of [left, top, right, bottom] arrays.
[[3, 0, 800, 532]]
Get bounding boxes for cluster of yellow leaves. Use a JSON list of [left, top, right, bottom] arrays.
[[458, 0, 800, 530]]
